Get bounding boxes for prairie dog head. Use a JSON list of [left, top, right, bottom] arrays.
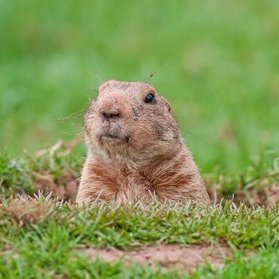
[[84, 80, 182, 160]]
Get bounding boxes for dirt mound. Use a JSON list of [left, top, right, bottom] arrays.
[[81, 244, 231, 273]]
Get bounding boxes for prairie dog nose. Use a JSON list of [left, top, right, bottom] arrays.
[[101, 109, 120, 120]]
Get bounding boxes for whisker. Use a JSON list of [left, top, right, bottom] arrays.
[[59, 110, 87, 121]]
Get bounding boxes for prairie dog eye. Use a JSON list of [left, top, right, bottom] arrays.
[[144, 93, 155, 103]]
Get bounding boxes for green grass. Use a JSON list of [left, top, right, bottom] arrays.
[[1, 199, 279, 278], [1, 0, 279, 173], [1, 0, 279, 277], [2, 202, 279, 249]]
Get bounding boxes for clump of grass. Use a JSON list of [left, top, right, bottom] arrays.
[[206, 150, 279, 206], [0, 154, 33, 196], [1, 200, 279, 249], [0, 141, 81, 201], [5, 195, 55, 226]]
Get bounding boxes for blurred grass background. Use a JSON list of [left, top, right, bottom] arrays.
[[0, 0, 278, 173]]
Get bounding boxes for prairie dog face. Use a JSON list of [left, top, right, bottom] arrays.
[[84, 80, 180, 158]]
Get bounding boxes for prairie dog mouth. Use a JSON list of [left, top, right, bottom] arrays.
[[99, 122, 130, 143], [101, 133, 130, 143], [103, 134, 120, 139]]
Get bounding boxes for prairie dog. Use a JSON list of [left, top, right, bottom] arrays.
[[76, 80, 210, 205]]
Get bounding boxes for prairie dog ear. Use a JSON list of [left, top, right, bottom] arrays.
[[161, 96, 172, 112]]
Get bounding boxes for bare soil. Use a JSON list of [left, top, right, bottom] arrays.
[[81, 244, 231, 273]]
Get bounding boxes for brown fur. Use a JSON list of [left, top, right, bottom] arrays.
[[76, 80, 210, 205]]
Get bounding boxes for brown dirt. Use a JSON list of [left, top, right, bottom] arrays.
[[31, 139, 80, 201], [267, 185, 279, 207], [32, 169, 78, 201], [206, 178, 279, 208], [81, 244, 231, 273], [234, 184, 279, 207]]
